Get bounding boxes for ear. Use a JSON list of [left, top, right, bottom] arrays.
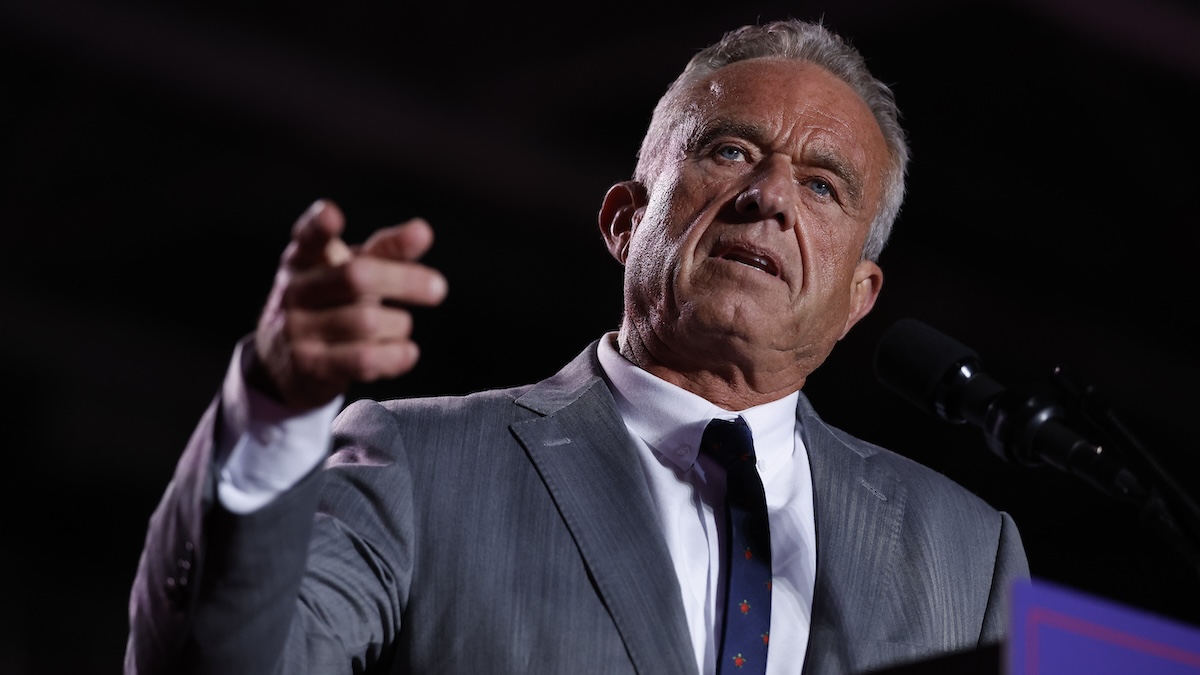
[[598, 180, 646, 264], [839, 260, 883, 340]]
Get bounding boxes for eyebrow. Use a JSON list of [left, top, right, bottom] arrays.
[[688, 119, 866, 207], [687, 119, 764, 156], [806, 148, 864, 207]]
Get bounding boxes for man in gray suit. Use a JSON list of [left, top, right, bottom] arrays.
[[126, 18, 1029, 675]]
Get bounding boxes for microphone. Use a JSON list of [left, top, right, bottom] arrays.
[[873, 318, 1147, 503]]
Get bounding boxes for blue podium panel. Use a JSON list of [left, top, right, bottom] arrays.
[[1008, 577, 1200, 674]]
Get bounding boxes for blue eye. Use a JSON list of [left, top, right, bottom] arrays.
[[716, 145, 746, 161], [804, 177, 833, 197]]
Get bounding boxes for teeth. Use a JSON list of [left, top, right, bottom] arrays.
[[722, 252, 778, 276]]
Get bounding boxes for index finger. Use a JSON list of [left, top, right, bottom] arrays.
[[285, 255, 448, 310], [360, 218, 435, 262]]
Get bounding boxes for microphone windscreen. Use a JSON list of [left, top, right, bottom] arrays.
[[873, 318, 979, 417]]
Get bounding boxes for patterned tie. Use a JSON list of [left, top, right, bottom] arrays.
[[701, 416, 772, 674]]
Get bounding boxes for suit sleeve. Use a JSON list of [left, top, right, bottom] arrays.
[[979, 510, 1031, 645], [124, 395, 412, 674]]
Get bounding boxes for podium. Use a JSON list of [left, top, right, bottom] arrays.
[[872, 577, 1200, 674], [1006, 577, 1200, 674]]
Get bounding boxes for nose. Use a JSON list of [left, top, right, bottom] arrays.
[[733, 155, 795, 230]]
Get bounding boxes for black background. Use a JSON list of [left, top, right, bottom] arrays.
[[3, 0, 1199, 672]]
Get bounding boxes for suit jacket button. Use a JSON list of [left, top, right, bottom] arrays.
[[165, 542, 196, 609]]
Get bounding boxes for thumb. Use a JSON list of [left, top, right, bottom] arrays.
[[287, 199, 351, 268]]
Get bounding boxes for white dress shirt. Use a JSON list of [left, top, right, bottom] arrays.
[[596, 333, 816, 675], [216, 334, 817, 673]]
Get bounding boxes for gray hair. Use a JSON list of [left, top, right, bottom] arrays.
[[634, 19, 909, 262]]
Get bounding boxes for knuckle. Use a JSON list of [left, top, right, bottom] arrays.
[[346, 308, 378, 337], [290, 342, 322, 375], [351, 347, 378, 379], [396, 311, 413, 337], [341, 258, 373, 293], [280, 312, 302, 340]]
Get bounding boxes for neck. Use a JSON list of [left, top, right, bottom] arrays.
[[616, 325, 808, 411]]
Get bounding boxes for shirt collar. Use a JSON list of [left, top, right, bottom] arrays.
[[596, 332, 799, 472]]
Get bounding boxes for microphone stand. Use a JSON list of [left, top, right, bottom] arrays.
[[873, 317, 1200, 578], [1049, 365, 1200, 579]]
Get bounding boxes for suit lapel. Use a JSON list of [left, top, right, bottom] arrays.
[[508, 346, 911, 674], [799, 395, 908, 672], [511, 344, 697, 675]]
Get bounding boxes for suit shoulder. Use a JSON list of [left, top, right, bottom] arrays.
[[341, 384, 534, 422], [822, 421, 1004, 517]]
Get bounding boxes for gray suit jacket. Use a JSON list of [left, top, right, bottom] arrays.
[[126, 340, 1028, 675]]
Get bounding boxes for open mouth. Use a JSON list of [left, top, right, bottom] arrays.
[[715, 246, 780, 277]]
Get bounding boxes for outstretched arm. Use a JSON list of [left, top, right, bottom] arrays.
[[125, 199, 447, 674]]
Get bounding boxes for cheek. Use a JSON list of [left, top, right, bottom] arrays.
[[623, 219, 671, 298], [625, 171, 724, 295], [799, 215, 843, 269], [629, 183, 690, 263], [626, 225, 682, 296], [624, 206, 696, 312], [797, 217, 867, 304]]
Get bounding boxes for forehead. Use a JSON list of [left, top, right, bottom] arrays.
[[680, 57, 887, 167]]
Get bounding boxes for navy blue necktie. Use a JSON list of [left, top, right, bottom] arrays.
[[701, 416, 771, 674]]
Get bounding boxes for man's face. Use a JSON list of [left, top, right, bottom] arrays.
[[612, 58, 891, 392]]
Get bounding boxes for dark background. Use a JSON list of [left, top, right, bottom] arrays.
[[3, 0, 1199, 672]]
